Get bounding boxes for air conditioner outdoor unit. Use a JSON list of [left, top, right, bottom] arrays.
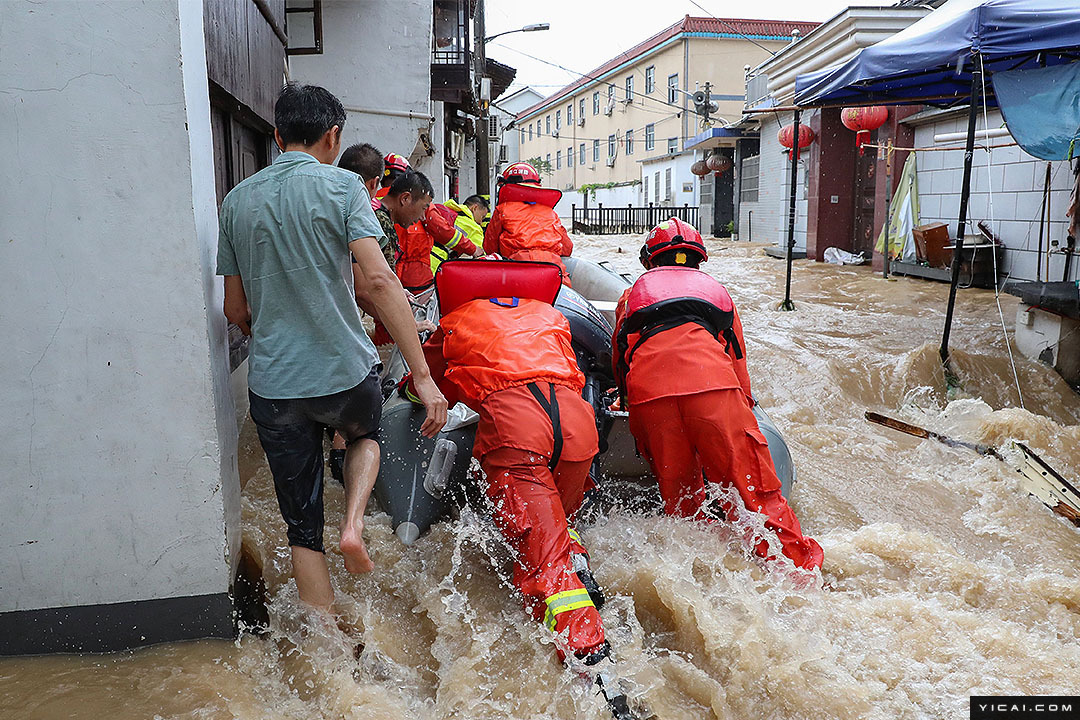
[[578, 117, 585, 127], [552, 128, 559, 138], [604, 100, 615, 116], [487, 116, 499, 141], [605, 156, 616, 167], [621, 97, 633, 104]]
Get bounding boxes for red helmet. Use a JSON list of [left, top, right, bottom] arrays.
[[640, 218, 708, 266], [499, 161, 541, 185], [383, 153, 410, 178]]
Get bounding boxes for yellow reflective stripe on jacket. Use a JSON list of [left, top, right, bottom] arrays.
[[444, 226, 468, 250], [543, 588, 594, 631], [430, 243, 451, 273], [567, 527, 582, 545]]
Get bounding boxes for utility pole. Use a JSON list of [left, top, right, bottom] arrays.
[[703, 81, 712, 127]]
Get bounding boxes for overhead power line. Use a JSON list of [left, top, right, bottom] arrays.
[[490, 43, 689, 116]]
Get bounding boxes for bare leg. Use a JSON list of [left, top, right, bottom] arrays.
[[339, 438, 379, 573], [292, 546, 335, 610]]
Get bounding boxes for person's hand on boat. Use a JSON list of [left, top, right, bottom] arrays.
[[413, 373, 448, 438]]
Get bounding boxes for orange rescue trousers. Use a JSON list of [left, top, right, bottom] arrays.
[[629, 388, 824, 571], [477, 385, 605, 659]]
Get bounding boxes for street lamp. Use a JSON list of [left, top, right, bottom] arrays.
[[484, 23, 550, 44], [476, 19, 549, 199]]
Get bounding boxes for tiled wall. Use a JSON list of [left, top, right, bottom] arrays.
[[740, 110, 809, 250], [913, 110, 1077, 283]]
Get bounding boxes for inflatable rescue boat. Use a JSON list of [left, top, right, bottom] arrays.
[[372, 257, 797, 544]]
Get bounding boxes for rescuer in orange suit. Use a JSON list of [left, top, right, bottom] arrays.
[[613, 219, 824, 572], [401, 260, 634, 718], [484, 162, 574, 286]]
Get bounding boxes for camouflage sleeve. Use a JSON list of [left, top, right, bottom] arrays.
[[375, 207, 399, 270]]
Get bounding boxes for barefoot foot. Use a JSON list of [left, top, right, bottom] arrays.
[[340, 522, 374, 573]]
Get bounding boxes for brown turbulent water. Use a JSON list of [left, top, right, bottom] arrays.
[[3, 237, 1080, 720]]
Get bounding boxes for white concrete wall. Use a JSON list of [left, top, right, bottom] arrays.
[[913, 109, 1077, 282], [0, 0, 239, 612], [740, 110, 808, 248], [640, 153, 699, 208], [289, 0, 445, 189], [557, 184, 641, 224]]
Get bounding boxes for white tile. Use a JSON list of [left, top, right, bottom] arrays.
[[1001, 162, 1036, 192], [1049, 189, 1074, 218], [966, 192, 989, 222], [919, 193, 941, 219], [988, 191, 1017, 222], [919, 149, 944, 172], [992, 144, 1022, 165], [1014, 191, 1046, 225], [998, 219, 1034, 250]]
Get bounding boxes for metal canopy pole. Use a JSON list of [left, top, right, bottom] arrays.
[[939, 63, 982, 367], [882, 141, 894, 279], [781, 109, 801, 311]]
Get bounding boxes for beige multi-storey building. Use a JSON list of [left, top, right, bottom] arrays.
[[516, 16, 818, 203]]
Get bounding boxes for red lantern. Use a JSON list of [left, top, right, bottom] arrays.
[[690, 159, 710, 176], [706, 153, 732, 174], [840, 106, 888, 155], [777, 123, 816, 159]]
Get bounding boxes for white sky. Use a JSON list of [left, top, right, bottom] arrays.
[[486, 0, 892, 96]]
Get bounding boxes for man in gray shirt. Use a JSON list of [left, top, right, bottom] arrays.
[[217, 84, 446, 610]]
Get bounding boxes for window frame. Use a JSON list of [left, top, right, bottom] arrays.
[[593, 92, 600, 115], [579, 142, 586, 165], [593, 139, 600, 162], [546, 115, 551, 134], [625, 129, 634, 155], [579, 98, 586, 122], [740, 153, 760, 203], [667, 73, 679, 105], [607, 133, 616, 159], [556, 150, 561, 170], [645, 65, 655, 94], [645, 123, 655, 151], [555, 110, 561, 132], [667, 137, 678, 154], [285, 0, 324, 55], [567, 145, 573, 167], [567, 103, 573, 125], [625, 75, 634, 101]]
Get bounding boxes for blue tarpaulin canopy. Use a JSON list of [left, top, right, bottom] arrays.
[[993, 62, 1080, 160], [794, 0, 1080, 108], [789, 0, 1080, 365]]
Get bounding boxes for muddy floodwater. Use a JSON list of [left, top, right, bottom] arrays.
[[4, 236, 1080, 720]]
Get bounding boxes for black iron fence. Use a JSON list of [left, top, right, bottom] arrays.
[[571, 204, 699, 235]]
